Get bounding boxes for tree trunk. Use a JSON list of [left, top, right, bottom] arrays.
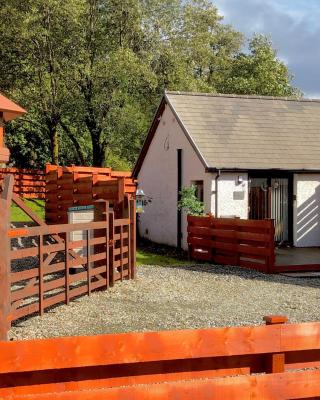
[[60, 121, 87, 165], [50, 124, 59, 165], [92, 132, 105, 167]]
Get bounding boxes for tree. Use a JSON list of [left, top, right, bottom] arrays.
[[0, 0, 84, 165], [0, 1, 300, 168], [220, 35, 300, 97]]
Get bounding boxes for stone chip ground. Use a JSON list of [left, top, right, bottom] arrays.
[[9, 264, 320, 340]]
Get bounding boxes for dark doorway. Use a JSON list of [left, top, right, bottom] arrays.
[[249, 173, 293, 244]]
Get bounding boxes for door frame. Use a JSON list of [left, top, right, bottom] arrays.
[[249, 171, 294, 245]]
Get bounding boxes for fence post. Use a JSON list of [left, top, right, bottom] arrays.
[[263, 315, 288, 373], [265, 219, 275, 274], [94, 200, 109, 289], [187, 215, 193, 261], [109, 211, 115, 286], [0, 175, 14, 341], [129, 197, 136, 279]]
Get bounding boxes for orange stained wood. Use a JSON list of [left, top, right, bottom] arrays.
[[7, 228, 29, 238], [0, 324, 282, 374], [0, 124, 4, 147], [187, 214, 275, 273], [0, 321, 319, 375], [0, 168, 45, 199], [1, 319, 320, 398], [264, 315, 288, 325], [2, 370, 320, 400], [0, 93, 26, 122]]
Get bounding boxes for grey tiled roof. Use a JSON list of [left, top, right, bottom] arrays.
[[165, 91, 320, 170]]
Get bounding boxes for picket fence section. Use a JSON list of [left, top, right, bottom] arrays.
[[188, 215, 275, 273], [0, 316, 320, 399], [0, 167, 45, 198]]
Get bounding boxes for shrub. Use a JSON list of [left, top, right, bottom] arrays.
[[177, 185, 204, 216]]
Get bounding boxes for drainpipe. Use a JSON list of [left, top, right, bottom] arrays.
[[215, 170, 221, 217]]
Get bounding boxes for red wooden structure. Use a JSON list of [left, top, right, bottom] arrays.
[[0, 93, 26, 163], [1, 316, 320, 398], [45, 164, 137, 224], [0, 175, 136, 341], [0, 167, 45, 198], [188, 215, 275, 273]]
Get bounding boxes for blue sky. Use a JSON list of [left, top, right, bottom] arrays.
[[213, 0, 320, 97]]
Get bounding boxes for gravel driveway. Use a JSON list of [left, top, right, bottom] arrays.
[[9, 264, 320, 340]]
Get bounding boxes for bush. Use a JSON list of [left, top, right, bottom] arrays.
[[177, 185, 204, 216]]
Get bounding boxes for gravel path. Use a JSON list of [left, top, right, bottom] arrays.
[[9, 264, 320, 340]]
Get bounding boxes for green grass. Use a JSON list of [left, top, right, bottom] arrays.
[[136, 249, 191, 266], [11, 199, 45, 222]]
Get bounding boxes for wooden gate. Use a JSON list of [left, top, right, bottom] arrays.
[[0, 175, 136, 341]]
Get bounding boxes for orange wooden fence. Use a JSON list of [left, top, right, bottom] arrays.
[[0, 171, 137, 340], [0, 167, 45, 198], [188, 215, 275, 273], [45, 164, 137, 224], [1, 316, 320, 399], [5, 197, 136, 338]]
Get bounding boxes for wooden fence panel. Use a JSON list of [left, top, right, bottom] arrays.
[[5, 197, 136, 334], [45, 164, 137, 224], [0, 167, 45, 199], [188, 215, 275, 273], [1, 318, 320, 398]]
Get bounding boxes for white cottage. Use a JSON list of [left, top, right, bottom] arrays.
[[133, 92, 320, 250]]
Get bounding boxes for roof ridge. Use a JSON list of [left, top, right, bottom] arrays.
[[165, 90, 320, 103]]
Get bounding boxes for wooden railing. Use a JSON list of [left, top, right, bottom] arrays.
[[188, 215, 275, 273], [45, 164, 137, 224], [0, 191, 137, 340], [0, 167, 45, 198], [0, 316, 320, 399]]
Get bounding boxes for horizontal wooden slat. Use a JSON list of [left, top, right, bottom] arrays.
[[114, 246, 128, 256], [7, 369, 320, 400], [114, 258, 129, 268], [0, 323, 283, 373], [113, 218, 130, 227], [8, 221, 107, 238], [188, 237, 272, 257], [114, 232, 128, 241], [188, 226, 270, 243]]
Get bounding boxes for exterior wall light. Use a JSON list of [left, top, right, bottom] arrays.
[[237, 175, 244, 185], [136, 189, 152, 214]]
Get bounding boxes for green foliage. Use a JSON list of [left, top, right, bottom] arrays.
[[178, 185, 204, 216], [0, 1, 300, 169], [220, 35, 301, 97]]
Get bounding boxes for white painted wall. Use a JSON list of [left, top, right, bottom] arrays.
[[212, 173, 249, 218], [138, 104, 215, 250], [294, 174, 320, 247]]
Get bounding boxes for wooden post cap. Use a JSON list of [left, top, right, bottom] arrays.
[[263, 315, 288, 325]]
